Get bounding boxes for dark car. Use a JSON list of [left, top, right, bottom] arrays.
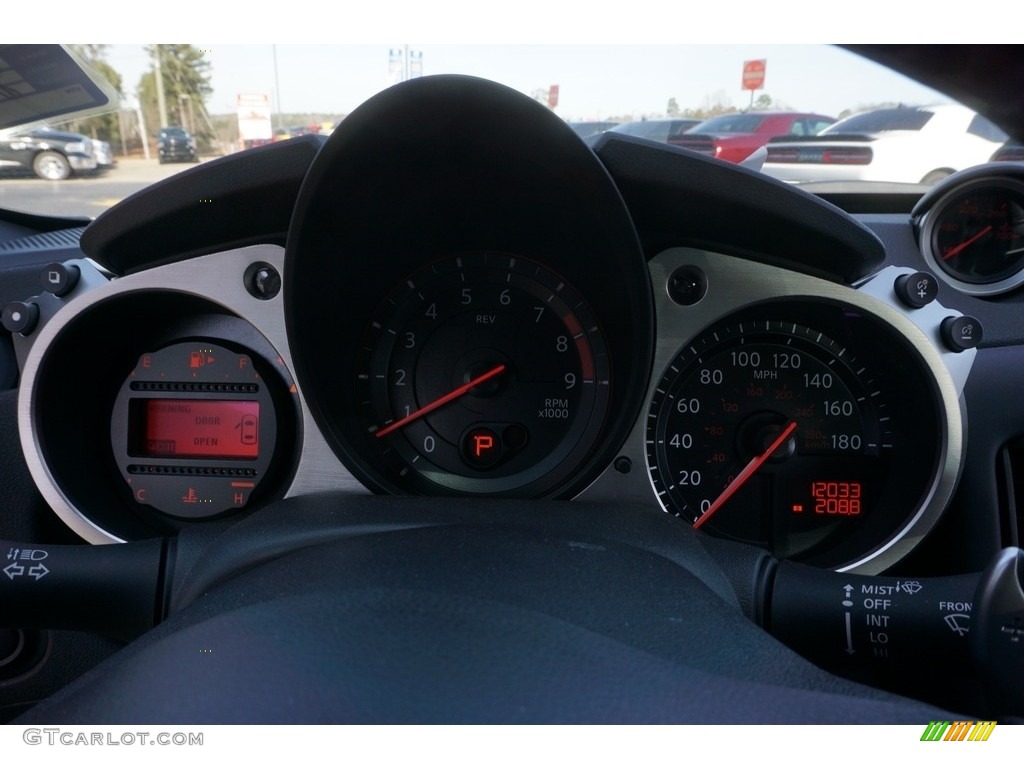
[[566, 120, 620, 138], [609, 118, 700, 142], [0, 126, 98, 180], [157, 125, 198, 164], [92, 139, 115, 169], [992, 141, 1024, 162], [670, 111, 836, 163]]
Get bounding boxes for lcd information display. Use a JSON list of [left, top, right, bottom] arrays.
[[130, 400, 260, 459], [789, 479, 864, 516]]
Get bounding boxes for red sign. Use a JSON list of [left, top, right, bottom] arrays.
[[742, 59, 766, 91], [548, 84, 559, 108]]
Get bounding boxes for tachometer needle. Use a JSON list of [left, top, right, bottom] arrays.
[[374, 364, 506, 438], [942, 225, 992, 260], [692, 420, 798, 530]]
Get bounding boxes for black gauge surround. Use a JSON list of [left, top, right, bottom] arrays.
[[919, 176, 1024, 295], [285, 75, 653, 498], [646, 300, 944, 569]]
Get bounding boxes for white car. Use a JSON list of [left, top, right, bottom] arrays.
[[761, 104, 1008, 186]]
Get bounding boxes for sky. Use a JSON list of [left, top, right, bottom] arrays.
[[55, 0, 1013, 124], [104, 44, 953, 122]]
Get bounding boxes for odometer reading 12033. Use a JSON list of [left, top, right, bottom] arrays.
[[645, 303, 944, 567], [356, 253, 611, 496]]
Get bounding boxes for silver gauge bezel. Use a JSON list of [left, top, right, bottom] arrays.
[[577, 249, 970, 575]]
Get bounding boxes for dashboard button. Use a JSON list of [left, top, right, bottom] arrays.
[[41, 262, 80, 297], [667, 265, 708, 306], [244, 262, 281, 300], [894, 271, 938, 308], [1, 301, 39, 335], [941, 315, 983, 352]]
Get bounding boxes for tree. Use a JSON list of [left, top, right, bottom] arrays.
[[700, 90, 734, 117], [138, 45, 213, 138], [754, 93, 773, 109], [667, 97, 679, 117], [678, 90, 735, 120]]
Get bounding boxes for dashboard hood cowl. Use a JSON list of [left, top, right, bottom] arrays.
[[79, 135, 326, 275], [593, 132, 886, 284]]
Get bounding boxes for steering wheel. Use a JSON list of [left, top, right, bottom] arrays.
[[14, 495, 961, 724]]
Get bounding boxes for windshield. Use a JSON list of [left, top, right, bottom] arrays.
[[0, 43, 998, 218]]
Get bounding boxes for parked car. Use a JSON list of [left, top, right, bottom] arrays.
[[286, 124, 322, 137], [762, 104, 1008, 185], [991, 141, 1024, 162], [670, 111, 835, 163], [0, 126, 98, 180], [92, 139, 115, 169], [156, 125, 198, 164], [566, 120, 619, 138], [609, 118, 700, 142]]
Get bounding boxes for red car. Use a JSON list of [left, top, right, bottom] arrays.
[[670, 111, 835, 164]]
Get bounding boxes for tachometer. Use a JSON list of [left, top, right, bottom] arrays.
[[356, 253, 611, 496], [646, 301, 944, 568]]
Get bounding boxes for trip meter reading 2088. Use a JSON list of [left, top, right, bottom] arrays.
[[357, 253, 611, 496], [646, 312, 905, 565]]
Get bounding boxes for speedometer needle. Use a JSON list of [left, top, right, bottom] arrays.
[[374, 364, 506, 438], [942, 225, 992, 260], [692, 420, 798, 530]]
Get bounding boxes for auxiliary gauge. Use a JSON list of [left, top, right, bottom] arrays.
[[920, 177, 1024, 295]]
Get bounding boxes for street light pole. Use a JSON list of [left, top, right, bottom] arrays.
[[153, 45, 168, 128], [135, 97, 151, 161], [272, 45, 282, 132]]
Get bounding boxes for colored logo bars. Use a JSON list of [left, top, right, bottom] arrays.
[[920, 721, 997, 741]]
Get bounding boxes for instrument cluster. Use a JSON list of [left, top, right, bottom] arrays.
[[7, 76, 981, 576]]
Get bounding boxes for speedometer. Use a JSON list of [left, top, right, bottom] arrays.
[[646, 300, 945, 569]]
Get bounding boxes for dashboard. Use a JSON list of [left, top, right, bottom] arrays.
[[2, 73, 1024, 723]]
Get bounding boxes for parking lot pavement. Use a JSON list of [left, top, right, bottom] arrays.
[[0, 157, 211, 220], [100, 157, 200, 182]]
